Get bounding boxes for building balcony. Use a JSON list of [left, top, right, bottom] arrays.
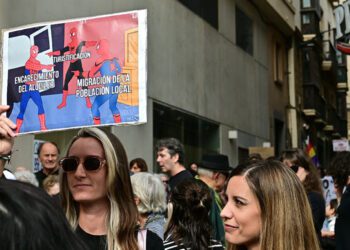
[[336, 90, 347, 120], [336, 46, 348, 88], [336, 49, 347, 66], [337, 67, 348, 89], [301, 0, 321, 36], [303, 85, 326, 123], [301, 0, 322, 16], [301, 11, 321, 37], [337, 66, 348, 82], [302, 47, 322, 88], [322, 40, 337, 73], [324, 105, 347, 137], [324, 105, 337, 133]]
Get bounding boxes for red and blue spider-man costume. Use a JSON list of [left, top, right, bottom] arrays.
[[47, 27, 96, 109], [16, 45, 54, 133], [76, 39, 122, 124]]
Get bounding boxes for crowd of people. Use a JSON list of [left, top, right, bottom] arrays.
[[0, 103, 349, 250]]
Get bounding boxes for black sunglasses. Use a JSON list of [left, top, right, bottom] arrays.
[[290, 165, 299, 173], [59, 156, 105, 172]]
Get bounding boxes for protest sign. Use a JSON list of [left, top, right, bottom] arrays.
[[1, 10, 147, 134]]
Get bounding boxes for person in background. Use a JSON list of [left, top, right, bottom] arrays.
[[157, 173, 170, 188], [129, 157, 148, 174], [156, 173, 170, 201], [188, 161, 199, 177], [0, 105, 16, 179], [197, 154, 232, 197], [322, 199, 338, 236], [155, 138, 192, 192], [327, 151, 350, 250], [321, 198, 337, 250], [0, 179, 86, 250], [60, 127, 163, 250], [247, 153, 263, 162], [14, 166, 39, 186], [164, 179, 224, 250], [221, 160, 320, 250], [196, 154, 232, 245], [43, 174, 60, 196], [35, 141, 60, 188], [280, 148, 325, 242], [131, 172, 167, 240]]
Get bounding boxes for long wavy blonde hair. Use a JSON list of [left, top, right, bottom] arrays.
[[60, 127, 139, 250], [226, 160, 320, 250]]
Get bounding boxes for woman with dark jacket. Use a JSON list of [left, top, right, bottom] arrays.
[[281, 149, 325, 242]]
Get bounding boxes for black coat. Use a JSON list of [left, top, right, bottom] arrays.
[[335, 185, 350, 250]]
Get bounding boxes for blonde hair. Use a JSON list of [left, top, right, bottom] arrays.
[[226, 160, 320, 250], [60, 128, 139, 250]]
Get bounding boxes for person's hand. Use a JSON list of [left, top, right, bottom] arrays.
[[0, 105, 16, 155]]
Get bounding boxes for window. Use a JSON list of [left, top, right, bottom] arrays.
[[302, 14, 311, 24], [303, 51, 311, 83], [274, 119, 284, 157], [236, 7, 253, 55], [238, 147, 249, 164], [153, 102, 219, 169], [336, 50, 344, 64], [302, 0, 311, 8], [178, 0, 218, 29]]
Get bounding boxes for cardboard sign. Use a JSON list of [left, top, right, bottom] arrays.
[[249, 147, 275, 159], [1, 10, 147, 134], [332, 139, 349, 152]]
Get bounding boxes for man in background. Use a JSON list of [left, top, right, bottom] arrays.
[[155, 138, 192, 192], [196, 153, 232, 246], [34, 141, 60, 188]]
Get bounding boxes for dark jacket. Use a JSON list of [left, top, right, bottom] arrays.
[[335, 185, 350, 250]]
